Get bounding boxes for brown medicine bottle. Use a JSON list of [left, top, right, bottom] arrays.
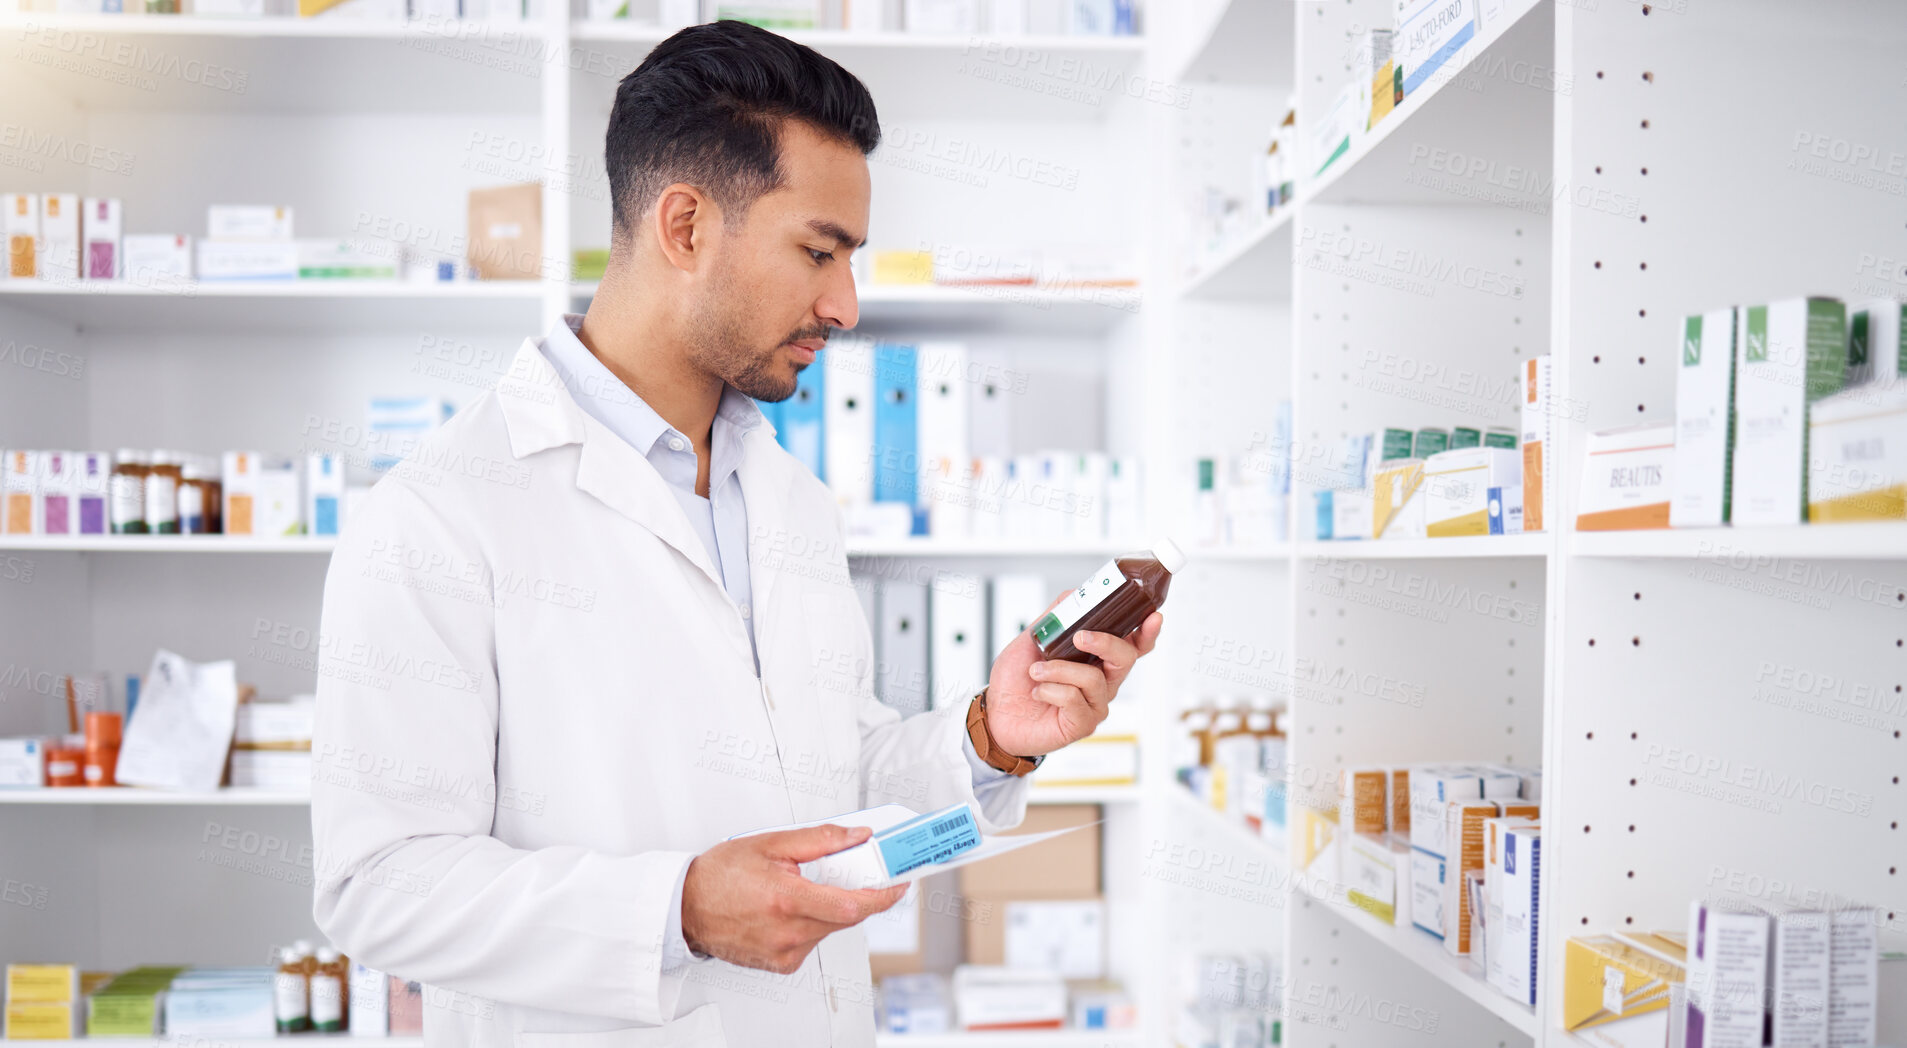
[[1032, 539, 1183, 665]]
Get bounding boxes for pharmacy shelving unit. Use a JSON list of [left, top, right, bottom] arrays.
[[1151, 0, 1907, 1045], [0, 3, 1160, 1044]]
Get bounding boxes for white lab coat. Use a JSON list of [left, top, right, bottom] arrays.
[[311, 338, 1029, 1047]]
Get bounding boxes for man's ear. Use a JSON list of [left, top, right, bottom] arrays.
[[652, 183, 721, 275]]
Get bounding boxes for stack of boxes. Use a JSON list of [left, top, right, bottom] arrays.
[[1314, 411, 1527, 541]]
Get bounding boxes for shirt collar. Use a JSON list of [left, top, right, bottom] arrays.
[[539, 313, 764, 462]]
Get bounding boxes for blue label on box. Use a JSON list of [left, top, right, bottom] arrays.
[[875, 804, 980, 878]]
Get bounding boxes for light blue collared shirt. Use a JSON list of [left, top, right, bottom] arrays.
[[537, 314, 1014, 976]]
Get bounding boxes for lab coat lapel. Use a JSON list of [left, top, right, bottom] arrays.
[[496, 338, 726, 595], [737, 426, 802, 651]]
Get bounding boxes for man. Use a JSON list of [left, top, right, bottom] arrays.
[[311, 19, 1162, 1046]]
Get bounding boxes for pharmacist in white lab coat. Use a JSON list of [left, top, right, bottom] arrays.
[[310, 20, 1162, 1048]]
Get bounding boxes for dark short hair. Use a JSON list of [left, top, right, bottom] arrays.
[[605, 20, 881, 236]]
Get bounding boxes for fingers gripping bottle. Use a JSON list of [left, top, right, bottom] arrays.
[[1032, 539, 1183, 665]]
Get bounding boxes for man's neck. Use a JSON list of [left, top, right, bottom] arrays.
[[575, 271, 723, 447]]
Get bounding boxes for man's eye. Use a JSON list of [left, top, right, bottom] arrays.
[[808, 249, 834, 264]]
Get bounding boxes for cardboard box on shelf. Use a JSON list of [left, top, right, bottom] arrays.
[[956, 804, 1100, 899], [467, 183, 543, 281]]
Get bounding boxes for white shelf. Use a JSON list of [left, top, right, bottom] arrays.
[[3, 14, 549, 113], [1569, 523, 1907, 561], [1297, 877, 1539, 1038], [1303, 0, 1545, 206], [571, 282, 1142, 334], [0, 535, 336, 553], [1167, 787, 1284, 867], [0, 787, 312, 805], [1298, 533, 1551, 560], [1166, 0, 1292, 87], [876, 1032, 1139, 1048], [20, 1040, 422, 1048], [1178, 209, 1294, 302], [0, 280, 544, 331], [1187, 542, 1290, 563]]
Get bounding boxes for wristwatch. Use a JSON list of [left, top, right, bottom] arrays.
[[966, 687, 1044, 778]]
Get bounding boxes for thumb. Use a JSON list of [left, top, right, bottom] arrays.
[[758, 823, 872, 864]]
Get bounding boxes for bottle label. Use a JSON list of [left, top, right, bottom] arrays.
[[179, 484, 203, 532], [109, 473, 143, 528], [274, 972, 308, 1020], [1032, 559, 1121, 649], [144, 474, 177, 528], [310, 973, 343, 1023]]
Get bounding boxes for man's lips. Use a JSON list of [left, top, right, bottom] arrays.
[[786, 339, 824, 362]]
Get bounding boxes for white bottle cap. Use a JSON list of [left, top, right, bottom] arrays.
[[316, 946, 340, 963], [293, 939, 314, 957], [1151, 538, 1186, 574]]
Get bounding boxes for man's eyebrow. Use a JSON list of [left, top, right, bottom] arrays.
[[806, 219, 866, 250]]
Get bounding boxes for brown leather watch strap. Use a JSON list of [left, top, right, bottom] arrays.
[[966, 688, 1041, 778]]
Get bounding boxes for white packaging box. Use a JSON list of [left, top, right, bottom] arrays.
[[1070, 451, 1109, 541], [1576, 423, 1675, 531], [5, 193, 39, 279], [1423, 447, 1520, 537], [123, 234, 193, 284], [1005, 899, 1105, 979], [1497, 825, 1540, 1007], [1732, 297, 1847, 526], [221, 451, 262, 535], [1345, 832, 1407, 925], [1106, 456, 1141, 537], [1753, 902, 1829, 1048], [953, 965, 1066, 1031], [1032, 733, 1137, 786], [1409, 847, 1447, 939], [904, 0, 976, 34], [1312, 80, 1362, 176], [1441, 799, 1507, 956], [195, 0, 265, 12], [1332, 488, 1373, 541], [1409, 767, 1480, 854], [1521, 355, 1551, 531], [1827, 903, 1877, 1048], [1483, 815, 1538, 996], [347, 962, 388, 1034], [197, 239, 298, 281], [986, 0, 1026, 34], [1686, 900, 1770, 1048], [255, 456, 303, 537], [234, 698, 315, 747], [297, 237, 399, 280], [3, 449, 40, 534], [1807, 382, 1907, 523], [306, 454, 345, 536], [881, 973, 952, 1035], [657, 0, 699, 27], [74, 452, 110, 535], [0, 737, 46, 787], [37, 193, 79, 281], [1670, 308, 1738, 527], [1397, 0, 1478, 96], [1846, 299, 1904, 387], [80, 197, 120, 279], [414, 0, 461, 17]]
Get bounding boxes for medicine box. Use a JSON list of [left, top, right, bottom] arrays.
[[1340, 766, 1389, 835], [1409, 767, 1480, 854], [1670, 308, 1738, 527], [1313, 80, 1362, 176], [1423, 447, 1520, 536], [123, 235, 193, 284], [1686, 900, 1769, 1048], [81, 198, 120, 279], [952, 965, 1065, 1031], [880, 973, 951, 1035], [1332, 488, 1373, 541], [1487, 485, 1523, 533], [4, 450, 40, 534], [197, 240, 298, 281], [5, 193, 38, 279], [1846, 299, 1904, 387], [38, 194, 79, 281], [306, 454, 345, 536], [1732, 297, 1847, 526], [1004, 898, 1104, 979], [1388, 768, 1411, 836], [206, 205, 293, 240], [1828, 903, 1878, 1048], [1497, 825, 1540, 1005], [0, 738, 45, 787], [1521, 355, 1551, 531], [221, 452, 260, 535], [1807, 382, 1907, 522], [1483, 815, 1538, 995], [1414, 427, 1449, 459], [1397, 0, 1478, 96], [1345, 832, 1408, 925], [1753, 902, 1829, 1048], [254, 457, 303, 537], [1563, 936, 1682, 1038], [1484, 427, 1518, 450], [297, 237, 399, 280], [1451, 426, 1481, 449], [1440, 799, 1503, 956], [1372, 458, 1424, 538], [1576, 423, 1674, 531], [39, 451, 72, 535]]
